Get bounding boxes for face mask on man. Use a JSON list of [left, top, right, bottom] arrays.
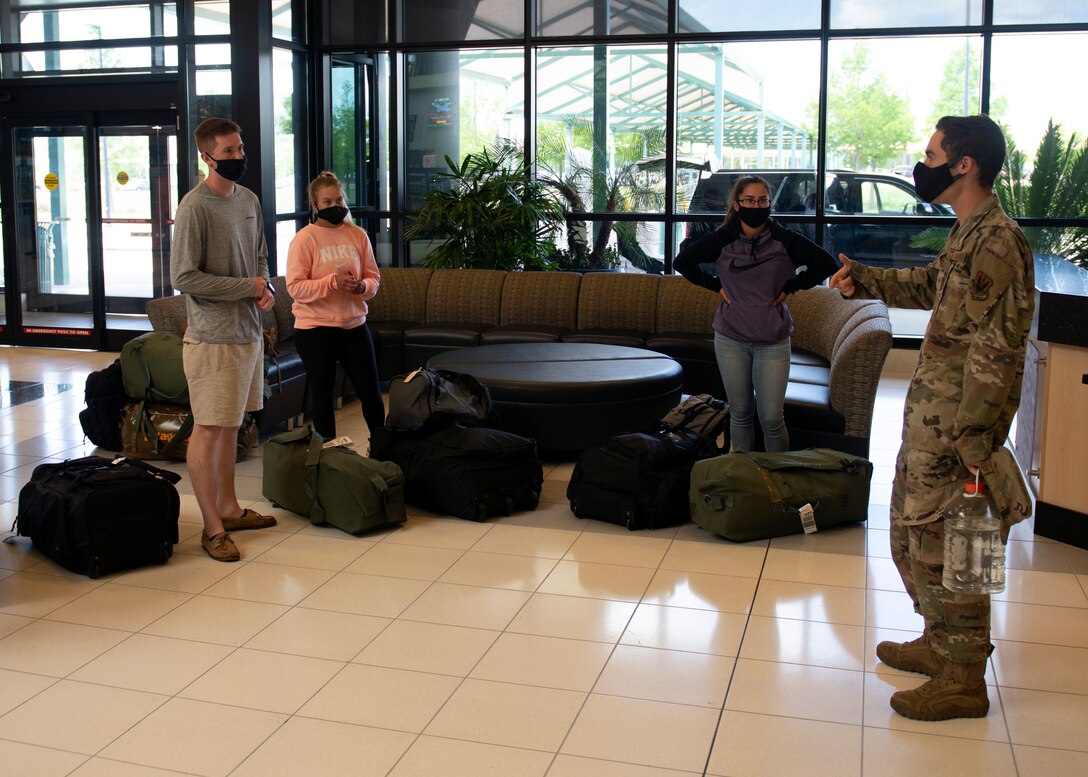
[[315, 205, 349, 225], [206, 156, 247, 182], [912, 158, 962, 203], [737, 206, 771, 229]]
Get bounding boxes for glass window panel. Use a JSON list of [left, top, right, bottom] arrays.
[[192, 43, 233, 179], [677, 1, 819, 34], [545, 216, 666, 272], [826, 37, 981, 172], [677, 40, 820, 218], [402, 0, 522, 43], [276, 218, 303, 270], [272, 0, 294, 41], [351, 218, 393, 266], [194, 0, 230, 35], [1019, 228, 1088, 272], [18, 46, 162, 75], [830, 0, 982, 29], [539, 0, 667, 37], [994, 1, 1088, 24], [327, 0, 387, 45], [823, 220, 947, 271], [19, 6, 151, 42], [273, 48, 305, 214], [406, 48, 524, 209], [990, 33, 1088, 227], [164, 4, 179, 36]]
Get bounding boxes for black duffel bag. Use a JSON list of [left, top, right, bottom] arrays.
[[372, 423, 541, 521], [385, 367, 492, 432], [15, 456, 181, 578], [568, 425, 718, 531]]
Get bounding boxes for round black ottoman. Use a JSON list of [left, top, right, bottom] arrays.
[[426, 343, 684, 451]]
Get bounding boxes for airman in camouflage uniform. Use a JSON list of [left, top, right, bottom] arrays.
[[831, 115, 1034, 721]]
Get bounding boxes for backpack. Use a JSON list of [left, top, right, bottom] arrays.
[[659, 394, 729, 446], [78, 359, 128, 451], [120, 331, 189, 405]]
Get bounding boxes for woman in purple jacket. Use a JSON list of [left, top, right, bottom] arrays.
[[674, 175, 838, 452]]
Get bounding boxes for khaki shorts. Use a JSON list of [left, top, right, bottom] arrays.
[[183, 338, 264, 427]]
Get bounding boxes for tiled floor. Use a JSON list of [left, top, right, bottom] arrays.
[[2, 346, 1088, 776]]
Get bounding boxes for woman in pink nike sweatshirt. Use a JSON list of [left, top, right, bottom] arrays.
[[286, 171, 384, 441]]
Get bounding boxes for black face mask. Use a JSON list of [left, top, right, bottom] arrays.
[[912, 159, 961, 203], [737, 206, 771, 229], [315, 205, 349, 225], [207, 156, 247, 182]]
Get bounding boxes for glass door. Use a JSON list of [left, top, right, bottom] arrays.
[[12, 126, 94, 342], [5, 113, 177, 349], [99, 125, 177, 328]]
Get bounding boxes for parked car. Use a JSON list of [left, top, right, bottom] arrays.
[[682, 169, 953, 268]]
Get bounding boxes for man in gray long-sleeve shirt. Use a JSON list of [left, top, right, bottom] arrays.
[[170, 118, 278, 562]]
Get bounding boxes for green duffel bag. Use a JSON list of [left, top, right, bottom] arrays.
[[262, 427, 407, 535], [262, 427, 316, 516], [689, 448, 873, 542], [121, 331, 189, 405]]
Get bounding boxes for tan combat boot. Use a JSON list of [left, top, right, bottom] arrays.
[[889, 659, 989, 721], [876, 633, 944, 677]]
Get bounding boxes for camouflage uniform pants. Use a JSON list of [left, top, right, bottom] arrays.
[[890, 446, 992, 664]]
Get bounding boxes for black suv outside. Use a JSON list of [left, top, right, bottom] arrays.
[[682, 169, 953, 268]]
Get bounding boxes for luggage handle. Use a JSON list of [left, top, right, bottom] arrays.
[[741, 452, 863, 474], [110, 456, 183, 485], [302, 429, 326, 524]]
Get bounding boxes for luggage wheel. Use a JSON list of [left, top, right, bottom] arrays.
[[160, 542, 173, 564], [87, 557, 104, 580], [623, 512, 637, 531]]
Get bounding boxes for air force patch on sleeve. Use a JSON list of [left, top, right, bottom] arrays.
[[969, 271, 993, 301]]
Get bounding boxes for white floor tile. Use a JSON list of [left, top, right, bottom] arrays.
[[8, 351, 1088, 776], [707, 710, 862, 777]]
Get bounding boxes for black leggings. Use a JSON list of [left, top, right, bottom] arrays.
[[293, 324, 384, 439]]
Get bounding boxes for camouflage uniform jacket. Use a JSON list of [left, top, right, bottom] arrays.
[[848, 194, 1035, 525]]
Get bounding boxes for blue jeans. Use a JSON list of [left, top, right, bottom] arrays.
[[714, 332, 791, 452]]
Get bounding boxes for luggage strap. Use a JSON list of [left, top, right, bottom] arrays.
[[303, 431, 395, 523]]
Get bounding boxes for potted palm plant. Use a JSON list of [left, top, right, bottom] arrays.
[[405, 141, 566, 271]]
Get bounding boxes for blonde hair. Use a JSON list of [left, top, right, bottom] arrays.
[[309, 171, 345, 205]]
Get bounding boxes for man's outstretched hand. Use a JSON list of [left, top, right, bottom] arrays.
[[830, 254, 855, 297]]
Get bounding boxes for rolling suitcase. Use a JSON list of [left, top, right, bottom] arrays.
[[689, 448, 873, 542], [372, 423, 542, 521], [15, 456, 180, 578], [567, 425, 717, 530]]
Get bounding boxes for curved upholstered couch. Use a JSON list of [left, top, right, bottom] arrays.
[[366, 268, 893, 457], [146, 268, 893, 456]]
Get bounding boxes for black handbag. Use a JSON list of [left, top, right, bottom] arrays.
[[385, 367, 492, 431]]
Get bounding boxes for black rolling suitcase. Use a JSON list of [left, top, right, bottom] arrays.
[[372, 424, 542, 521], [15, 456, 181, 578], [567, 425, 717, 530]]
